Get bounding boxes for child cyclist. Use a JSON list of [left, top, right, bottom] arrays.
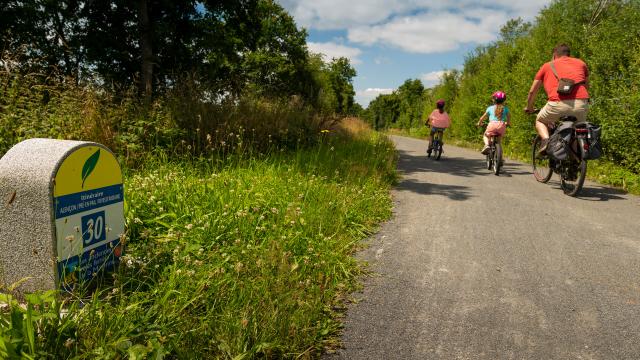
[[476, 91, 511, 154], [426, 99, 451, 156]]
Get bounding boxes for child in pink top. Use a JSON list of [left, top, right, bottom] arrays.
[[426, 99, 451, 155]]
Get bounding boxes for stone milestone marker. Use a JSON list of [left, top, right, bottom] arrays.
[[0, 139, 125, 294]]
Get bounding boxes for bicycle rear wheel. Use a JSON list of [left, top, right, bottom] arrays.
[[433, 132, 443, 160], [486, 150, 492, 170], [532, 136, 553, 183], [493, 143, 502, 176], [561, 160, 587, 196]]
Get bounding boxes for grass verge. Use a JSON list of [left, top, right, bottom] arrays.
[[387, 127, 640, 195], [0, 125, 397, 359]]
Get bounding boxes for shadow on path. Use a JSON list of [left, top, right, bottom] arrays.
[[397, 150, 488, 178], [396, 179, 472, 201], [577, 185, 627, 201]]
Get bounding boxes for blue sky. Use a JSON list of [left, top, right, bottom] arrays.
[[278, 0, 552, 106]]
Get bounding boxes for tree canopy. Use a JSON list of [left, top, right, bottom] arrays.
[[0, 0, 357, 114]]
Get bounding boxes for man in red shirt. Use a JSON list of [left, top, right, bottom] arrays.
[[525, 44, 590, 152]]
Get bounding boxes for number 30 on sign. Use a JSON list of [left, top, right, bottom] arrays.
[[53, 146, 125, 288]]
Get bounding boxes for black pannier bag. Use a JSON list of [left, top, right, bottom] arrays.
[[547, 121, 574, 161], [583, 123, 603, 160]]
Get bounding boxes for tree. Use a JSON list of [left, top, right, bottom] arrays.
[[327, 57, 357, 114]]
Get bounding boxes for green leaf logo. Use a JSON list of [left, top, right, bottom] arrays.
[[82, 149, 100, 188]]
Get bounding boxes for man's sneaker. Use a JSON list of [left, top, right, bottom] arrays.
[[481, 145, 490, 155], [538, 138, 549, 155]]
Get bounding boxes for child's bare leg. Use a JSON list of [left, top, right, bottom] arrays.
[[483, 135, 489, 146]]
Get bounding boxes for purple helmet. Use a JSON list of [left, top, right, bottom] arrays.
[[492, 91, 506, 102], [436, 99, 445, 108]]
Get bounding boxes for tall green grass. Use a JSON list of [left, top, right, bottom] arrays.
[[0, 130, 396, 359]]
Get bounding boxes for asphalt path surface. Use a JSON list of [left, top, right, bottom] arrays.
[[326, 135, 640, 360]]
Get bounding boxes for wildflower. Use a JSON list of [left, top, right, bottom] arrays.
[[235, 262, 244, 272], [185, 224, 194, 230], [321, 129, 330, 133], [241, 318, 249, 328], [122, 255, 134, 268], [64, 338, 75, 349]]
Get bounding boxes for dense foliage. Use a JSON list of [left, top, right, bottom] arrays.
[[365, 0, 640, 185], [0, 0, 360, 160]]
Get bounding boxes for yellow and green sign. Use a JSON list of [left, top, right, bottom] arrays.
[[53, 145, 125, 288]]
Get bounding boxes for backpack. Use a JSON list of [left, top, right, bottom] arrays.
[[583, 123, 603, 160], [550, 61, 584, 95], [547, 121, 574, 161]]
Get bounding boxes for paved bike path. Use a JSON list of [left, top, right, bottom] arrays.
[[326, 135, 640, 359]]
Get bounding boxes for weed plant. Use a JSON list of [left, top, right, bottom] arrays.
[[0, 125, 397, 359]]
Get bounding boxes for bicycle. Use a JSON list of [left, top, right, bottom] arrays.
[[485, 134, 503, 176], [428, 129, 444, 160], [530, 112, 589, 197], [477, 122, 506, 176]]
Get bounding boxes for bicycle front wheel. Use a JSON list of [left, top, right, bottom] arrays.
[[532, 136, 553, 183]]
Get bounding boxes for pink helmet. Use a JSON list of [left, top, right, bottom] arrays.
[[492, 91, 506, 102], [436, 99, 445, 108]]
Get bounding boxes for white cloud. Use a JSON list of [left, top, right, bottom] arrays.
[[355, 87, 395, 106], [348, 10, 506, 54], [281, 1, 552, 54], [280, 0, 551, 30], [420, 70, 446, 87], [374, 56, 392, 65], [307, 41, 363, 64], [279, 0, 421, 30]]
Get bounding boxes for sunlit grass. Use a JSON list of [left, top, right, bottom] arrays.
[[1, 129, 397, 359]]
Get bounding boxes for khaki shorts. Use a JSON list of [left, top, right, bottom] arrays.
[[536, 99, 589, 125]]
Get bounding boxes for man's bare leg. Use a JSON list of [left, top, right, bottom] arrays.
[[536, 120, 550, 139]]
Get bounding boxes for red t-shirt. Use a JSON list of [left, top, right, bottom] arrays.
[[535, 56, 589, 101]]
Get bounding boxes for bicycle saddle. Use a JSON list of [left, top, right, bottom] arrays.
[[559, 115, 578, 122]]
